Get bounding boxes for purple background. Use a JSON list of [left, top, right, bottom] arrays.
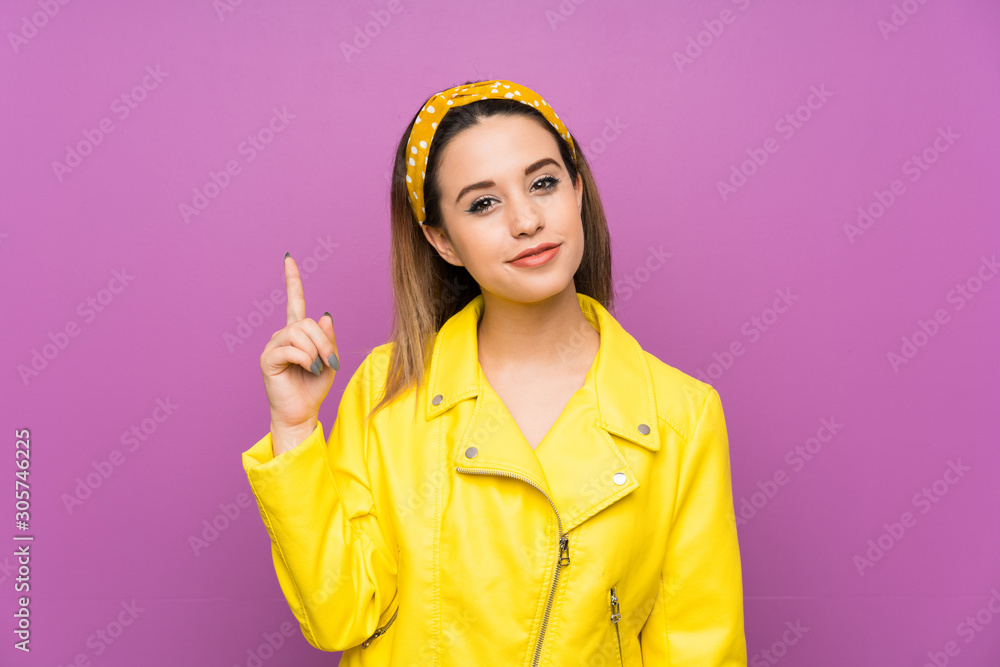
[[2, 0, 999, 665]]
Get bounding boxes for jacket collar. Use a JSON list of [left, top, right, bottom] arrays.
[[425, 291, 660, 452], [424, 292, 660, 533]]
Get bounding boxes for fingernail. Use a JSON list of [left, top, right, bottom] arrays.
[[310, 356, 322, 376], [285, 251, 291, 260], [323, 311, 332, 323], [328, 353, 339, 371]]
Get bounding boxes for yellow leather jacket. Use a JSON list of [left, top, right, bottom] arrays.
[[242, 292, 747, 666]]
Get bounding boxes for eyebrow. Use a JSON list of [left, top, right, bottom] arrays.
[[454, 157, 562, 205]]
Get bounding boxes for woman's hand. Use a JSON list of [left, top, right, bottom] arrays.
[[259, 254, 340, 455]]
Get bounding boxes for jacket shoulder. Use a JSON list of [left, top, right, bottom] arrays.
[[367, 342, 394, 379], [356, 341, 409, 409], [642, 350, 717, 444], [351, 342, 394, 399]]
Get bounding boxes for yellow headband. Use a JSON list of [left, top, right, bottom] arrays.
[[405, 79, 578, 225]]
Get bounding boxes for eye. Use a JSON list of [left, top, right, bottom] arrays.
[[465, 176, 561, 216], [467, 195, 498, 216], [532, 175, 560, 191]]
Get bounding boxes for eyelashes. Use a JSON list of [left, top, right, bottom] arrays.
[[465, 176, 561, 215]]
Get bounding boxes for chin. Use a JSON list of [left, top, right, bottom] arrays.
[[498, 275, 579, 305]]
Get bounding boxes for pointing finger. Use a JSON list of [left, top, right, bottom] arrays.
[[285, 253, 306, 325]]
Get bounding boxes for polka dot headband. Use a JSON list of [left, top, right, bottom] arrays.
[[405, 79, 578, 225]]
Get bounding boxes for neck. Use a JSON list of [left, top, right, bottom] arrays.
[[476, 284, 599, 372]]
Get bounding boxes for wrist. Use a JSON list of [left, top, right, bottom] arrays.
[[270, 418, 318, 456]]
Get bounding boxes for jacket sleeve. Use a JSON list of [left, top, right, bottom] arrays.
[[241, 353, 398, 652], [639, 386, 748, 666]]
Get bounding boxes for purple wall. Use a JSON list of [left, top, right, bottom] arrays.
[[2, 0, 998, 664]]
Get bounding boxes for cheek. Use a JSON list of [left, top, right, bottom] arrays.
[[557, 192, 583, 227], [452, 228, 505, 270]]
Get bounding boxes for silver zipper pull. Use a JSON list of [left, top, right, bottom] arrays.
[[559, 535, 570, 566], [362, 606, 398, 648], [610, 586, 624, 666]]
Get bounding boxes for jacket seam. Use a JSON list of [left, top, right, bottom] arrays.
[[246, 467, 321, 649], [433, 386, 443, 663], [656, 409, 691, 444], [658, 569, 675, 666], [322, 355, 388, 647], [325, 358, 378, 554], [659, 387, 714, 665], [363, 354, 374, 463], [641, 351, 657, 447], [642, 350, 690, 447], [364, 351, 404, 631], [667, 387, 713, 527], [692, 388, 715, 442]]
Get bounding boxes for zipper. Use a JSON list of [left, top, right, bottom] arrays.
[[610, 585, 623, 667], [456, 467, 569, 667], [361, 605, 398, 648]]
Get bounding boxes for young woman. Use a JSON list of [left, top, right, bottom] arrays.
[[243, 79, 747, 666]]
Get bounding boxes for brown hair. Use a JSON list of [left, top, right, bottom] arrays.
[[369, 79, 615, 420]]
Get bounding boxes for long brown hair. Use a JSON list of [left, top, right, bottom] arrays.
[[369, 79, 615, 420]]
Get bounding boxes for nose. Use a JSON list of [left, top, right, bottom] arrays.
[[508, 191, 542, 235]]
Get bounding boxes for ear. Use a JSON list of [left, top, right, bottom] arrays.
[[421, 223, 465, 267], [574, 171, 583, 211]]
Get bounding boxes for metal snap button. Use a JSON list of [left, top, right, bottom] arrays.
[[613, 472, 627, 485], [432, 394, 443, 405], [465, 447, 478, 459], [637, 423, 650, 435]]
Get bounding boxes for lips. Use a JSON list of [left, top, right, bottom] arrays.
[[510, 242, 560, 262]]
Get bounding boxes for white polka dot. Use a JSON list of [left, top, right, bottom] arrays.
[[542, 101, 547, 106], [406, 175, 412, 183], [409, 158, 415, 166], [424, 156, 427, 163], [534, 101, 539, 106], [419, 140, 427, 148], [432, 122, 437, 129], [447, 99, 453, 105], [421, 206, 425, 212], [504, 93, 513, 98], [427, 105, 435, 113], [421, 170, 425, 177], [491, 88, 498, 93], [514, 91, 521, 96], [411, 146, 417, 153]]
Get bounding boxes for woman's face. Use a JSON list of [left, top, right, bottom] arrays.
[[421, 114, 584, 304]]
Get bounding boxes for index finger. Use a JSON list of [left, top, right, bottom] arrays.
[[284, 253, 306, 325]]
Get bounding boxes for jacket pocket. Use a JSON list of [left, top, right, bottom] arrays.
[[609, 584, 624, 667], [361, 601, 398, 649], [361, 547, 401, 650]]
